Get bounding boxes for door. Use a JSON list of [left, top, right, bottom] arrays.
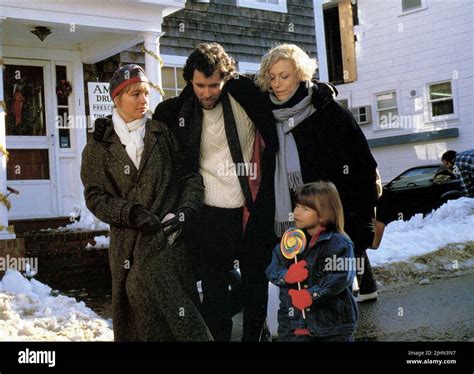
[[3, 59, 58, 219]]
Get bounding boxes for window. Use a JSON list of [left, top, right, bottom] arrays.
[[376, 91, 399, 129], [402, 0, 422, 12], [7, 149, 50, 180], [400, 0, 427, 15], [4, 65, 46, 136], [387, 167, 437, 191], [237, 0, 287, 13], [428, 81, 454, 120], [323, 0, 357, 84], [161, 66, 186, 98], [56, 65, 71, 148], [351, 105, 372, 125]]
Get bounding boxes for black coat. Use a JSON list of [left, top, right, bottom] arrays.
[[81, 118, 212, 341], [269, 83, 378, 244]]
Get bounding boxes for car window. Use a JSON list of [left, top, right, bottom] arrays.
[[388, 167, 437, 191]]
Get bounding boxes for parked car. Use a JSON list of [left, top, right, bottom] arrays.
[[376, 165, 464, 224]]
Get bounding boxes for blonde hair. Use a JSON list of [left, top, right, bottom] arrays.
[[257, 44, 318, 92], [113, 81, 150, 107], [295, 181, 345, 234]]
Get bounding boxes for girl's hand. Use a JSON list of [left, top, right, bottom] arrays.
[[284, 260, 309, 283], [288, 289, 313, 310]]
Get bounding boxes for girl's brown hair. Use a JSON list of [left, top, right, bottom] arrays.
[[295, 181, 346, 234]]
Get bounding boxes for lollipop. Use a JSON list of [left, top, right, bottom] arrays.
[[280, 227, 308, 319], [280, 227, 307, 259]]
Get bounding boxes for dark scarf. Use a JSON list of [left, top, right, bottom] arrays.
[[183, 91, 254, 211]]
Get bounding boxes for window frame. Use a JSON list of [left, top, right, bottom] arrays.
[[237, 0, 287, 14], [374, 90, 400, 131], [399, 0, 427, 16], [351, 105, 372, 125], [426, 80, 457, 123], [161, 55, 188, 99]]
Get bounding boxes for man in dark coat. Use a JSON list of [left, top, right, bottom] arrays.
[[153, 43, 277, 341]]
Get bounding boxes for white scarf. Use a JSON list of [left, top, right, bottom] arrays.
[[112, 108, 147, 170]]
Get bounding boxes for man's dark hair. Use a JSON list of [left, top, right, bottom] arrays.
[[442, 150, 457, 163], [183, 43, 236, 83]]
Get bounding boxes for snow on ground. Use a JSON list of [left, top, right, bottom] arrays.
[[369, 197, 474, 266], [64, 204, 109, 232], [0, 270, 113, 341]]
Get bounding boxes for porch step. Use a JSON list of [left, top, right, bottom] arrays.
[[10, 217, 73, 235], [17, 229, 109, 259]]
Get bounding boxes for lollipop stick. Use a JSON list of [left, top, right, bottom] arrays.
[[294, 256, 306, 320]]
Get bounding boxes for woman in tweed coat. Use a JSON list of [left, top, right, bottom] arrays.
[[80, 65, 212, 341]]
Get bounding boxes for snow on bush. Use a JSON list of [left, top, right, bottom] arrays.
[[64, 204, 109, 232]]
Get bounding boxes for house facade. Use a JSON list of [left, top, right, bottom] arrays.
[[0, 0, 186, 237], [314, 0, 473, 183]]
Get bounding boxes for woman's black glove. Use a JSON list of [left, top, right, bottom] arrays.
[[92, 116, 112, 142], [130, 206, 161, 235], [311, 80, 338, 110]]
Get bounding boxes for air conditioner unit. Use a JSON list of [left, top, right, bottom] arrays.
[[350, 105, 372, 125]]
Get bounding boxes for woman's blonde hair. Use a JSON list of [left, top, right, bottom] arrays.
[[257, 44, 318, 92], [113, 81, 150, 107], [295, 181, 345, 234]]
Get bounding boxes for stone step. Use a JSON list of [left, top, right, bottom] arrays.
[[17, 229, 109, 258]]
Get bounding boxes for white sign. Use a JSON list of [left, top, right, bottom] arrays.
[[87, 82, 113, 127]]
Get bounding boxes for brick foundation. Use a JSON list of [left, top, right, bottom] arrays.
[[0, 238, 26, 277]]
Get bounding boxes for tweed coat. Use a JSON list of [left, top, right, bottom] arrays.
[[81, 117, 213, 341]]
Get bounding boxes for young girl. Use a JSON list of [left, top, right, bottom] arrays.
[[81, 64, 212, 341], [266, 181, 358, 341]]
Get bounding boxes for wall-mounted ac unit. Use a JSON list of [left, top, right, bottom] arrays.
[[350, 105, 372, 125]]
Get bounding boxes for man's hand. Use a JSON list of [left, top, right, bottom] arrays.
[[311, 81, 338, 110], [92, 117, 111, 142]]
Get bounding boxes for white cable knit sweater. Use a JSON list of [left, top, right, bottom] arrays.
[[199, 94, 256, 208]]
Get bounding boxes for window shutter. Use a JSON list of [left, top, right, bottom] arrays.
[[338, 0, 357, 83]]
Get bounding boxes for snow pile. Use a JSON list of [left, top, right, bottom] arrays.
[[86, 235, 110, 249], [369, 197, 474, 267], [0, 270, 113, 341], [64, 204, 109, 232]]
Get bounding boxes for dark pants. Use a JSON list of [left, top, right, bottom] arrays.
[[355, 246, 377, 294], [347, 224, 378, 295], [188, 205, 243, 342], [240, 238, 276, 341]]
